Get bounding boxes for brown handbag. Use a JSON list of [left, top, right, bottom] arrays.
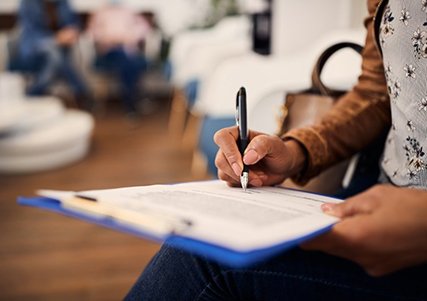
[[278, 42, 363, 195]]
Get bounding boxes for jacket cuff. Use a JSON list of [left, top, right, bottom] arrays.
[[281, 127, 328, 184]]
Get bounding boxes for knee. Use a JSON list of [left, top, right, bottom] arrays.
[[39, 45, 62, 67], [147, 244, 197, 271], [126, 244, 208, 300]]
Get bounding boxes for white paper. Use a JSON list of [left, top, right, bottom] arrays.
[[71, 180, 342, 252]]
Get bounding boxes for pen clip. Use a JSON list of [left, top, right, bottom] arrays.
[[235, 91, 240, 128]]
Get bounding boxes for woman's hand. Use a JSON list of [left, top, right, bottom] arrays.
[[302, 185, 427, 276], [214, 126, 306, 187]]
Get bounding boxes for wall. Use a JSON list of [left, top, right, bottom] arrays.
[[272, 0, 367, 56]]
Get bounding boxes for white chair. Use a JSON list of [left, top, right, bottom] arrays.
[[0, 96, 94, 174], [0, 72, 26, 103], [169, 15, 252, 87], [193, 29, 365, 176], [167, 16, 252, 142], [0, 96, 64, 134], [0, 109, 94, 174], [195, 29, 365, 119]]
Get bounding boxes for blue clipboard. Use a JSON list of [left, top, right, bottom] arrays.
[[18, 196, 333, 268]]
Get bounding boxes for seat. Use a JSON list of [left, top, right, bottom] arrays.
[[0, 77, 94, 174], [167, 16, 252, 144]]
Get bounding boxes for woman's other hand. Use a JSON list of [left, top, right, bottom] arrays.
[[302, 185, 427, 276]]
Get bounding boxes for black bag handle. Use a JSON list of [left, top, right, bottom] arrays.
[[311, 42, 363, 98]]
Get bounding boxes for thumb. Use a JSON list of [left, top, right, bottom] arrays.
[[321, 195, 378, 218], [243, 135, 284, 165]]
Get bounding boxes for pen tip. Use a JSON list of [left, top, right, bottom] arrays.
[[240, 172, 249, 191]]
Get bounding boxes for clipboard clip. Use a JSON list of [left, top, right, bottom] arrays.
[[62, 195, 194, 237]]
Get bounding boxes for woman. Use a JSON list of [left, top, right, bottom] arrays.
[[87, 0, 150, 115], [126, 0, 427, 299]]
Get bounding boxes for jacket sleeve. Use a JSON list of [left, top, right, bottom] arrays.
[[282, 0, 391, 183]]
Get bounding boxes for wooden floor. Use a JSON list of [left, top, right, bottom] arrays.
[[0, 99, 210, 300]]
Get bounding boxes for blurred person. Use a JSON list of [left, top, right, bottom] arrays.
[[125, 0, 427, 300], [87, 0, 151, 116], [16, 0, 93, 110]]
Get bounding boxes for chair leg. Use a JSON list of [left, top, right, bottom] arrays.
[[168, 88, 188, 142]]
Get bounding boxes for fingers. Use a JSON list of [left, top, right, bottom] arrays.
[[321, 200, 370, 218], [214, 127, 243, 177], [242, 135, 281, 165], [214, 127, 279, 168], [321, 186, 384, 218], [217, 169, 240, 187], [215, 127, 299, 187], [215, 151, 240, 184], [216, 150, 267, 187], [300, 217, 368, 259]]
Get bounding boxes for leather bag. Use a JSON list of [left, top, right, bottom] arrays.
[[278, 42, 364, 195]]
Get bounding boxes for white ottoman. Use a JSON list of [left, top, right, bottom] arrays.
[[0, 97, 65, 134], [0, 109, 94, 174]]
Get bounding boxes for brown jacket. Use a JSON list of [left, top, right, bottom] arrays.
[[283, 0, 391, 183]]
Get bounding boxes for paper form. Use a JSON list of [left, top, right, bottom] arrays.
[[68, 180, 342, 252]]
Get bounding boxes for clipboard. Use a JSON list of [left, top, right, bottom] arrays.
[[17, 195, 334, 268]]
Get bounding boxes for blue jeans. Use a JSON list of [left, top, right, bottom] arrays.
[[125, 244, 427, 300], [95, 47, 146, 113], [23, 40, 88, 97]]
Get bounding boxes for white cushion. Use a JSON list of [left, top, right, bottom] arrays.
[[0, 141, 90, 174], [0, 97, 64, 134], [0, 109, 94, 155], [0, 109, 94, 174], [0, 73, 26, 102]]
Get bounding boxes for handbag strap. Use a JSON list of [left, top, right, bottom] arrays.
[[311, 42, 363, 97]]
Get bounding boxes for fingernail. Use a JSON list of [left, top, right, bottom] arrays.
[[243, 149, 259, 164], [232, 163, 242, 177], [321, 203, 336, 213]]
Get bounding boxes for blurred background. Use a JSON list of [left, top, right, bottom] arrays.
[[0, 0, 367, 300]]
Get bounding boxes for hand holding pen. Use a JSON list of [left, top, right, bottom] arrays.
[[213, 87, 307, 189]]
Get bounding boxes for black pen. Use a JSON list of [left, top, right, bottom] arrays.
[[236, 87, 249, 190]]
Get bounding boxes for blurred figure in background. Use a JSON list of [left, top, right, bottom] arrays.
[[87, 0, 151, 116], [15, 0, 93, 110]]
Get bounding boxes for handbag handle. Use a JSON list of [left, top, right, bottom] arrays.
[[311, 42, 363, 97]]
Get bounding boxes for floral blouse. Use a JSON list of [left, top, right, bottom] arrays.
[[380, 0, 427, 188]]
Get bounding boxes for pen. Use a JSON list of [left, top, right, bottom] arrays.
[[236, 87, 249, 190]]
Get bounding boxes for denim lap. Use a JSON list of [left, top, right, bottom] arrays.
[[125, 244, 427, 301]]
